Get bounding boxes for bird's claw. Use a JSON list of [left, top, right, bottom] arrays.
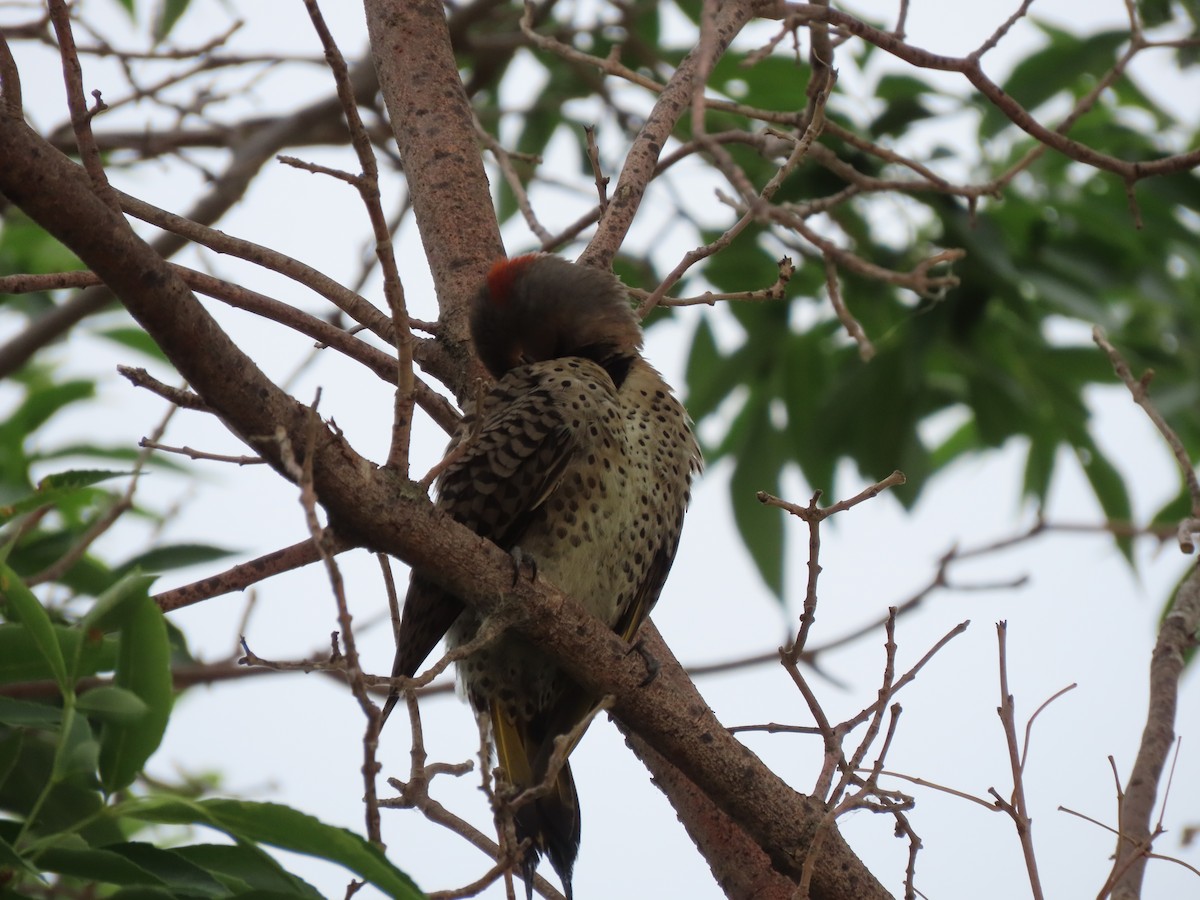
[[627, 638, 660, 687], [509, 546, 538, 586]]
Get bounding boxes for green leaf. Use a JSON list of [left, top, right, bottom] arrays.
[[116, 544, 235, 576], [8, 531, 115, 598], [0, 732, 110, 838], [1074, 438, 1134, 564], [0, 469, 130, 525], [34, 444, 189, 473], [0, 831, 38, 879], [1022, 434, 1056, 505], [1150, 483, 1192, 526], [0, 564, 69, 694], [33, 844, 169, 892], [121, 797, 423, 899], [33, 842, 233, 897], [727, 392, 787, 600], [173, 843, 324, 897], [0, 730, 24, 789], [708, 52, 809, 112], [782, 323, 839, 493], [99, 594, 173, 793], [54, 711, 101, 787], [0, 209, 83, 287], [37, 470, 132, 491], [81, 573, 160, 636], [925, 417, 977, 473], [96, 327, 168, 363], [1138, 0, 1174, 27], [115, 842, 237, 897], [0, 695, 63, 727], [684, 316, 754, 424], [77, 687, 149, 725], [869, 74, 938, 137], [153, 0, 191, 41], [0, 380, 94, 444], [0, 624, 118, 685]]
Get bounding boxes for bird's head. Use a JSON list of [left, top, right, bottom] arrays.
[[470, 254, 643, 380]]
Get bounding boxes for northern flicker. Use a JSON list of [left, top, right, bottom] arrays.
[[382, 254, 700, 898]]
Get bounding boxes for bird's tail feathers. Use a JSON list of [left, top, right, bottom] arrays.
[[491, 702, 580, 900]]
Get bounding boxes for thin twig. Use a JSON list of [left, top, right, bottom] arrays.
[[47, 0, 117, 210], [992, 622, 1046, 900], [302, 0, 415, 475]]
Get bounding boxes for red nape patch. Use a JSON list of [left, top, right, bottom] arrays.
[[486, 254, 540, 307]]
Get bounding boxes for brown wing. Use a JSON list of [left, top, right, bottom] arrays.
[[383, 374, 581, 720], [613, 540, 679, 644]]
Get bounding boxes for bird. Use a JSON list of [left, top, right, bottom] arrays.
[[381, 253, 701, 898]]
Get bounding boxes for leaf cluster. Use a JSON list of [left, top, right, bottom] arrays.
[[0, 371, 423, 898]]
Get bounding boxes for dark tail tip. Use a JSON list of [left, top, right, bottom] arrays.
[[379, 688, 400, 728], [516, 761, 580, 900]]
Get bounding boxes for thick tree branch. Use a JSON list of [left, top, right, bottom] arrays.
[[623, 708, 796, 900]]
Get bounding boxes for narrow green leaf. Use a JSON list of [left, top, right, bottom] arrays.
[[0, 470, 128, 525], [1150, 484, 1192, 526], [728, 394, 787, 600], [0, 624, 118, 685], [153, 0, 191, 41], [1022, 434, 1056, 504], [173, 843, 323, 897], [8, 532, 115, 598], [116, 544, 234, 575], [928, 418, 980, 474], [37, 470, 132, 491], [54, 711, 101, 788], [77, 687, 149, 725], [0, 730, 24, 790], [96, 328, 167, 363], [0, 380, 94, 440], [0, 735, 109, 838], [0, 696, 63, 727], [99, 595, 173, 793], [35, 444, 189, 473], [0, 564, 69, 694], [684, 316, 755, 425], [122, 797, 423, 899], [1075, 439, 1134, 564], [81, 573, 160, 636], [111, 843, 231, 897], [0, 832, 38, 878], [32, 843, 169, 890]]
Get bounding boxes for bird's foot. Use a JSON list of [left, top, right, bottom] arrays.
[[509, 546, 538, 586], [627, 637, 660, 687]]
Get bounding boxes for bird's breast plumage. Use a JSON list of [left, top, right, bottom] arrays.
[[439, 354, 698, 721]]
